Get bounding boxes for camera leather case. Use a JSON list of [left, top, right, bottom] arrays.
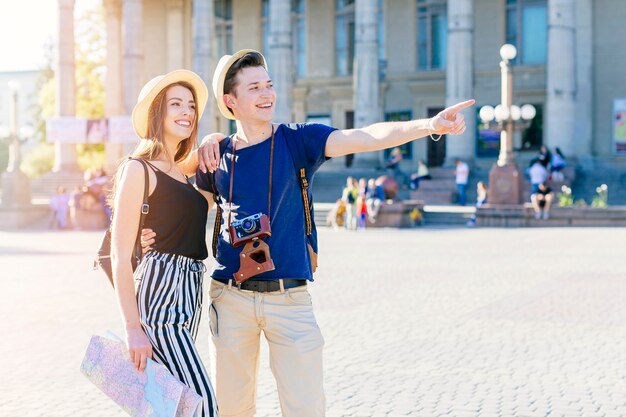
[[229, 214, 272, 247], [234, 239, 276, 283]]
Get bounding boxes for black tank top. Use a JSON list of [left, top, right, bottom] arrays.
[[143, 161, 208, 260]]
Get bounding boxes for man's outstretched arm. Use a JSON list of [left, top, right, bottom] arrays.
[[324, 100, 474, 158]]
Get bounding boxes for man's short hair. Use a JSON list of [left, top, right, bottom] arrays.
[[223, 52, 266, 96]]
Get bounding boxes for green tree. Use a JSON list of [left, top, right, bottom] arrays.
[[22, 2, 107, 178], [74, 2, 107, 170]]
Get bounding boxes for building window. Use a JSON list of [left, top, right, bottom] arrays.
[[378, 0, 385, 64], [506, 0, 547, 65], [215, 0, 233, 57], [417, 0, 447, 70], [384, 112, 413, 160], [292, 0, 307, 78], [261, 0, 307, 78], [262, 0, 270, 55], [335, 0, 355, 76]]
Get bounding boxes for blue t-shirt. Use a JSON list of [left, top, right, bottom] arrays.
[[196, 123, 336, 281]]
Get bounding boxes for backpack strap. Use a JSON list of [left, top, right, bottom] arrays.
[[283, 124, 319, 271], [283, 125, 313, 234], [128, 158, 150, 264]]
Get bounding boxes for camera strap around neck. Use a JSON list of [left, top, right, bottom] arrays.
[[227, 124, 275, 227]]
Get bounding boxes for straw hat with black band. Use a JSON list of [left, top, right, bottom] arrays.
[[212, 49, 268, 120], [132, 69, 209, 139]]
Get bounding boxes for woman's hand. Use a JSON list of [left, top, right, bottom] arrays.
[[126, 326, 153, 372], [198, 133, 227, 174]]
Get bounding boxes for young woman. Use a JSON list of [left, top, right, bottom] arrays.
[[110, 69, 217, 417]]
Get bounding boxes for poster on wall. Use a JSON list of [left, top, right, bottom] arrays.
[[86, 119, 109, 143], [46, 117, 88, 143], [613, 99, 626, 155], [108, 116, 136, 143]]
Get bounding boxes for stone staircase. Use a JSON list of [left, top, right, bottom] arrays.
[[312, 166, 469, 205], [408, 168, 457, 204], [31, 170, 86, 200], [311, 168, 383, 203], [571, 166, 626, 205]]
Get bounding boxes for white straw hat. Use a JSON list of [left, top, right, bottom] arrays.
[[212, 49, 268, 120], [131, 69, 209, 138]]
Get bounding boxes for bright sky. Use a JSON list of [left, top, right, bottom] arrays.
[[0, 0, 99, 72]]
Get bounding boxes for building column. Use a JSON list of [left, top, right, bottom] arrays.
[[268, 0, 293, 123], [166, 0, 185, 71], [104, 0, 125, 171], [54, 0, 79, 172], [546, 0, 576, 156], [122, 0, 144, 151], [192, 0, 217, 136], [353, 0, 380, 163], [574, 0, 592, 160], [445, 0, 475, 163]]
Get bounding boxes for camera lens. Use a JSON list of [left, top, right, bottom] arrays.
[[242, 219, 257, 233]]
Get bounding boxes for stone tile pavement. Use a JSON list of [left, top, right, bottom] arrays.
[[1, 227, 625, 417]]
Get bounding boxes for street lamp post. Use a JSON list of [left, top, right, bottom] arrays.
[[1, 81, 33, 208], [479, 45, 536, 205]]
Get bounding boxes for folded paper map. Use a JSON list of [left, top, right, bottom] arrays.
[[80, 334, 201, 417]]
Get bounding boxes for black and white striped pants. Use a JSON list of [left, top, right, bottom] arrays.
[[135, 251, 218, 417]]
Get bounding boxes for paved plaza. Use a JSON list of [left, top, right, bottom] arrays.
[[1, 226, 625, 417]]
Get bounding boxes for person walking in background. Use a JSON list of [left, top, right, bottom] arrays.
[[342, 176, 359, 230], [88, 168, 112, 225], [550, 147, 567, 182], [49, 186, 71, 229], [537, 145, 552, 169], [386, 147, 409, 187], [109, 69, 217, 416], [455, 158, 470, 206], [410, 159, 431, 190], [466, 181, 488, 227], [365, 178, 384, 223], [531, 181, 555, 219], [326, 198, 346, 229], [356, 178, 368, 230], [528, 158, 549, 196]]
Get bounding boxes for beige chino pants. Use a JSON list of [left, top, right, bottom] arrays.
[[209, 280, 325, 417]]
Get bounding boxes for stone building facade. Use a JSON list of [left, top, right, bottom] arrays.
[[54, 0, 626, 172]]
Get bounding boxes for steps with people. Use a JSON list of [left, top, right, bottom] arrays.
[[408, 167, 458, 204], [31, 171, 87, 200]]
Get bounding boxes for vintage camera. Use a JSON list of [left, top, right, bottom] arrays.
[[229, 213, 272, 247]]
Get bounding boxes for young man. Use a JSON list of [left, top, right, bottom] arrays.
[[148, 49, 473, 417], [528, 158, 549, 195], [454, 158, 470, 206]]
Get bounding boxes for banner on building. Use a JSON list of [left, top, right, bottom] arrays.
[[108, 116, 136, 143], [613, 99, 626, 155], [46, 116, 137, 143], [46, 117, 88, 143], [86, 119, 109, 143]]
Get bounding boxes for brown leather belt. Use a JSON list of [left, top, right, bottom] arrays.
[[213, 278, 307, 293]]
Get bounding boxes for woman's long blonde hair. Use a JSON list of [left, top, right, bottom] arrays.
[[107, 81, 199, 207]]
